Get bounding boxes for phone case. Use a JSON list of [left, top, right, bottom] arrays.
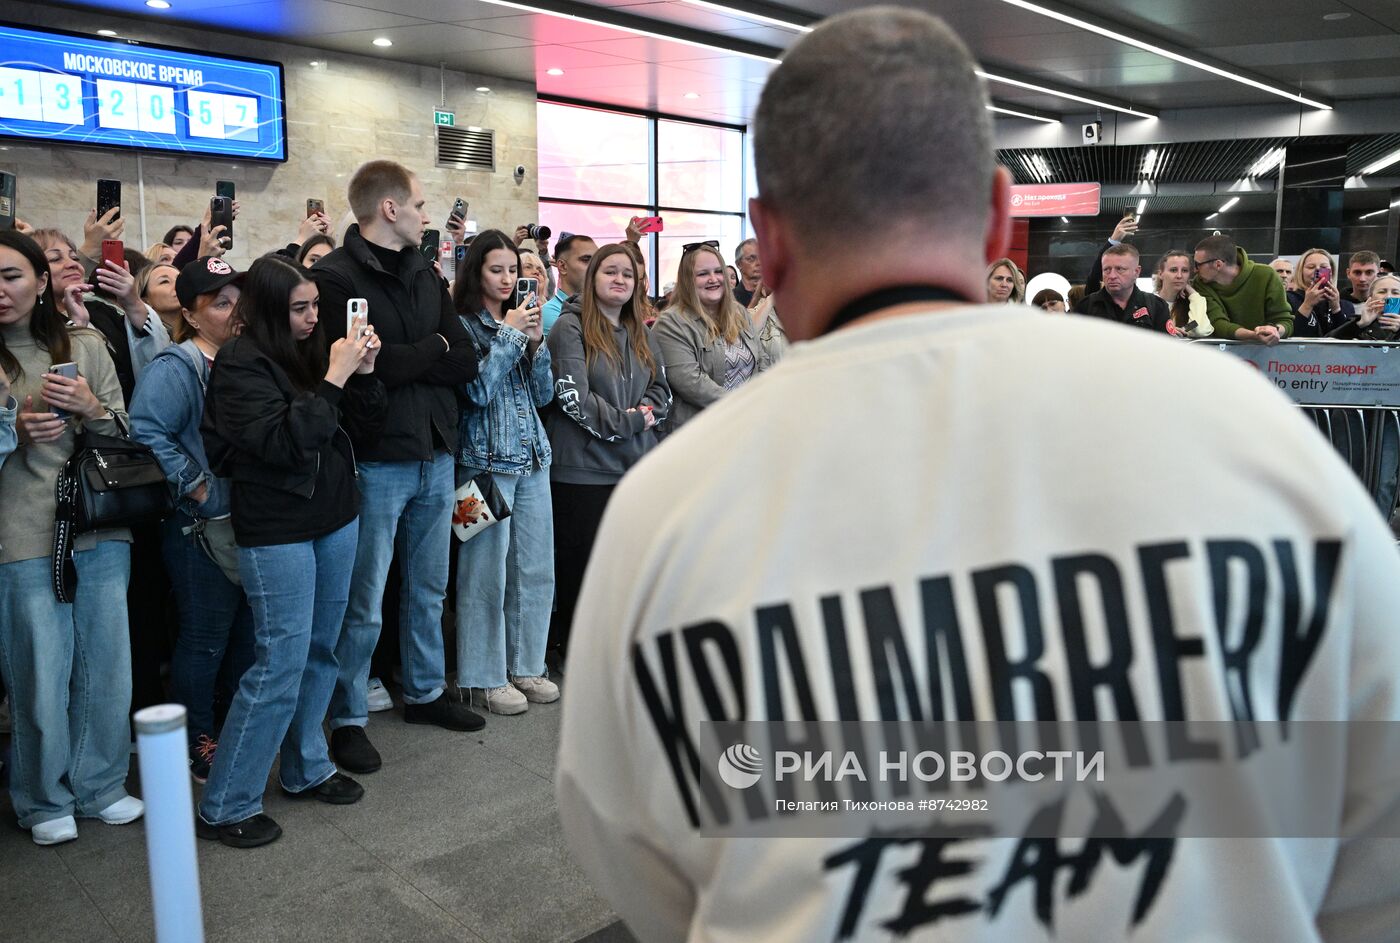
[[347, 299, 370, 338]]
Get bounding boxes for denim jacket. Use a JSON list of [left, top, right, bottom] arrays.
[[0, 394, 16, 471], [129, 340, 231, 518], [457, 308, 554, 473]]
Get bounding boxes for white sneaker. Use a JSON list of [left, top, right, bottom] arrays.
[[472, 684, 528, 715], [32, 815, 78, 846], [367, 677, 393, 713], [511, 675, 560, 704], [92, 796, 144, 825]]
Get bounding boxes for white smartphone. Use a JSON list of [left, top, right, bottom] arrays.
[[347, 298, 369, 339], [48, 362, 78, 419]]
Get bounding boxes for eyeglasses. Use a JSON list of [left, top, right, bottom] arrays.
[[737, 253, 760, 264], [1192, 257, 1221, 269], [682, 240, 721, 255]]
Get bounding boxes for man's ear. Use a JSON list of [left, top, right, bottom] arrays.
[[983, 166, 1013, 265], [749, 196, 788, 294], [381, 197, 398, 225]]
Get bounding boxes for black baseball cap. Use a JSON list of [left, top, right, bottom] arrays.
[[176, 256, 244, 309]]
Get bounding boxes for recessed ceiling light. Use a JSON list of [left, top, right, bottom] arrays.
[[97, 29, 117, 36], [1323, 12, 1350, 20], [683, 92, 700, 99], [476, 86, 491, 93], [145, 0, 171, 8], [372, 37, 393, 47], [986, 104, 1058, 124], [1217, 196, 1240, 213], [546, 68, 564, 76], [1141, 147, 1158, 178], [1206, 212, 1220, 221]]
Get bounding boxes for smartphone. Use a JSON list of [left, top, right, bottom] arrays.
[[448, 198, 467, 226], [420, 228, 440, 262], [454, 243, 468, 263], [47, 362, 79, 419], [215, 180, 236, 201], [97, 179, 121, 221], [1316, 265, 1331, 284], [1384, 297, 1400, 316], [635, 216, 664, 234], [347, 298, 370, 339], [306, 198, 324, 218], [0, 171, 14, 231], [210, 196, 233, 250], [101, 239, 124, 271], [512, 277, 539, 311]]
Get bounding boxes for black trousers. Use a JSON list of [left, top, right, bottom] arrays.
[[548, 481, 616, 660]]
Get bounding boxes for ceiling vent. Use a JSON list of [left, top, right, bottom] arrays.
[[436, 125, 495, 172]]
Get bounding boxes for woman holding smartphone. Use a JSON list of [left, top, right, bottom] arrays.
[[651, 241, 785, 436], [0, 230, 141, 846], [1287, 249, 1354, 338], [545, 244, 670, 666], [449, 230, 557, 715], [197, 255, 386, 848]]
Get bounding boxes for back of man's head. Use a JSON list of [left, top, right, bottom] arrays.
[[348, 160, 415, 225], [753, 7, 992, 254], [1195, 234, 1236, 263]]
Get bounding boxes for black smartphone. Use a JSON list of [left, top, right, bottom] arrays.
[[97, 179, 121, 221], [215, 180, 236, 200], [210, 196, 234, 250], [0, 171, 14, 231], [420, 228, 440, 262], [512, 277, 539, 311], [454, 243, 468, 263]]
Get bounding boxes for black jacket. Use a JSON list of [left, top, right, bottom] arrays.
[[1074, 285, 1174, 333], [1287, 288, 1355, 338], [201, 337, 387, 546], [312, 225, 477, 461]]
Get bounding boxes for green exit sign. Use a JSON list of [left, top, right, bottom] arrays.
[[434, 110, 455, 127]]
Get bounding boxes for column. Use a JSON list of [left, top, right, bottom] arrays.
[[1274, 140, 1347, 256]]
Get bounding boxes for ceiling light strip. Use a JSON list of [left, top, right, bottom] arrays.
[[987, 104, 1059, 124], [976, 70, 1156, 118], [475, 0, 782, 64], [681, 0, 812, 33], [993, 0, 1331, 110], [1362, 147, 1400, 176]]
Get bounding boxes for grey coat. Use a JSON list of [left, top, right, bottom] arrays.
[[649, 307, 786, 434]]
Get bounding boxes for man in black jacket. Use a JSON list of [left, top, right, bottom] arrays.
[[314, 160, 482, 773], [1073, 243, 1173, 333]]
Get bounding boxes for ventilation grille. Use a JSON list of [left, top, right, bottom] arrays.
[[436, 125, 495, 172]]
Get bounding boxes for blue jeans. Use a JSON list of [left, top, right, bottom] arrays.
[[0, 541, 133, 828], [198, 521, 357, 826], [329, 453, 452, 729], [455, 465, 554, 689], [161, 512, 255, 746]]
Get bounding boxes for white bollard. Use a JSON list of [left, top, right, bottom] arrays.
[[134, 704, 206, 943]]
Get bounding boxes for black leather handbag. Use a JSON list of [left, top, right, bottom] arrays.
[[53, 414, 173, 602]]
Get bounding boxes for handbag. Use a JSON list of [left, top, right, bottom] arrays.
[[53, 413, 173, 602], [183, 514, 242, 586], [452, 469, 511, 543]]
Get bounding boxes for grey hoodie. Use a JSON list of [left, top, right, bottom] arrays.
[[544, 298, 671, 485]]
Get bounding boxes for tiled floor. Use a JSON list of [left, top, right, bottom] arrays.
[[0, 695, 637, 943]]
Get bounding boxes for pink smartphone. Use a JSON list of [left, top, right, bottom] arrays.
[[635, 216, 664, 234]]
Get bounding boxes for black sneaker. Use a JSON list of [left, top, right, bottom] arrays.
[[189, 734, 217, 784], [330, 726, 382, 774], [196, 813, 282, 849], [403, 692, 486, 732], [282, 772, 364, 805]]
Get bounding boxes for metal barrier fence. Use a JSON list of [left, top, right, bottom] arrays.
[[1206, 339, 1400, 522]]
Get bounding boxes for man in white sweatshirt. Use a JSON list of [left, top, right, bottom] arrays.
[[555, 7, 1400, 942]]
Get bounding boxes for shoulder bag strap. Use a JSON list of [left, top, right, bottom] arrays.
[[52, 457, 81, 603]]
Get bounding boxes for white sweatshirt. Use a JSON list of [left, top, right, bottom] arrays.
[[556, 305, 1400, 943]]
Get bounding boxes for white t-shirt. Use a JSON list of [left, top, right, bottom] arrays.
[[556, 305, 1400, 942]]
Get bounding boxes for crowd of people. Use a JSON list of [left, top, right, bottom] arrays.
[[0, 150, 1394, 853], [0, 159, 790, 848]]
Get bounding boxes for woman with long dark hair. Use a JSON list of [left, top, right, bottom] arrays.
[[197, 255, 386, 848], [544, 243, 670, 665], [0, 230, 140, 846], [651, 241, 785, 436], [450, 230, 557, 714]]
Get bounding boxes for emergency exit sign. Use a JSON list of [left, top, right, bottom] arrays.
[[434, 110, 454, 126]]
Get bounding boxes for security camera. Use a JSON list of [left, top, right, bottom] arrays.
[[514, 164, 526, 179], [1082, 121, 1103, 145]]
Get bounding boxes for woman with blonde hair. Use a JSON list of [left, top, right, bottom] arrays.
[[544, 243, 670, 667], [985, 258, 1024, 304], [1287, 248, 1352, 337], [145, 242, 175, 266], [652, 240, 785, 434]]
